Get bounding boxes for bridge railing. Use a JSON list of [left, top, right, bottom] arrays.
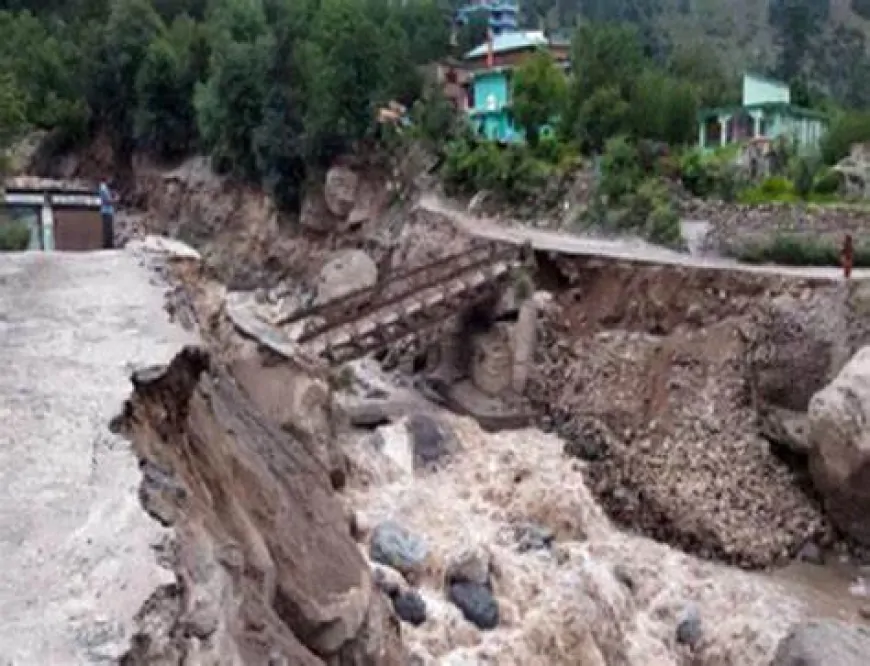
[[282, 240, 519, 343]]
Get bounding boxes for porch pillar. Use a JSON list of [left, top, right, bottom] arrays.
[[698, 119, 707, 148], [718, 114, 732, 146], [750, 110, 763, 138]]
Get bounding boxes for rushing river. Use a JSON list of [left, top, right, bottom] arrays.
[[341, 408, 868, 666]]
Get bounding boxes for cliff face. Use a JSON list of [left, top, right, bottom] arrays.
[[119, 346, 406, 664]]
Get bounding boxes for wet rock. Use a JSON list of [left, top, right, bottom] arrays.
[[675, 603, 702, 648], [372, 564, 406, 598], [771, 620, 870, 665], [808, 347, 870, 546], [445, 545, 491, 586], [514, 522, 554, 552], [797, 541, 825, 565], [405, 413, 457, 469], [324, 165, 359, 218], [393, 590, 427, 626], [447, 581, 499, 630], [612, 564, 636, 592], [370, 521, 429, 578]]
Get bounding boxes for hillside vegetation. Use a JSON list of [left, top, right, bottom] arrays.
[[3, 0, 870, 240]]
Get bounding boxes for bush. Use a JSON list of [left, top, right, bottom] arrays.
[[759, 176, 793, 197], [792, 156, 817, 199], [813, 166, 842, 195], [820, 112, 870, 165], [441, 139, 553, 205], [735, 234, 870, 266], [679, 149, 715, 197], [618, 177, 683, 248], [599, 135, 641, 203], [0, 219, 31, 251]]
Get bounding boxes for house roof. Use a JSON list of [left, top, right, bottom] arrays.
[[465, 30, 549, 59], [697, 102, 829, 122]]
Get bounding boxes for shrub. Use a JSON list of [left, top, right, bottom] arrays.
[[820, 112, 870, 165], [735, 234, 870, 266], [759, 176, 793, 197], [621, 177, 683, 248], [441, 139, 553, 205], [679, 149, 715, 197], [813, 166, 842, 195], [599, 135, 641, 203], [0, 219, 31, 251]]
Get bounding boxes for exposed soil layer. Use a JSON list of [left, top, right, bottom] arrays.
[[528, 254, 842, 569], [118, 345, 406, 664]]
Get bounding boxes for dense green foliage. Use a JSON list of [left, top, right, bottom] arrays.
[[3, 0, 870, 244], [0, 0, 452, 210], [509, 51, 566, 147]]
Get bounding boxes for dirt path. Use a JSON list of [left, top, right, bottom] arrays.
[[0, 250, 194, 663], [419, 194, 870, 281]]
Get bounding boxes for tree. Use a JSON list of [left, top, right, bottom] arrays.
[[0, 71, 25, 178], [304, 0, 397, 164], [562, 22, 644, 150], [135, 36, 197, 159], [629, 69, 698, 145], [667, 41, 738, 107], [510, 50, 566, 146], [88, 0, 166, 162], [195, 0, 271, 177], [456, 9, 489, 56]]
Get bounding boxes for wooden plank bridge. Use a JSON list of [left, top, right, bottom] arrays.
[[270, 240, 528, 364]]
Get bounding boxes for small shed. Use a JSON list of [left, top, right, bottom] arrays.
[[2, 181, 104, 251]]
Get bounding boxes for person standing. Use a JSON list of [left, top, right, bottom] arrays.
[[842, 233, 854, 280], [98, 180, 116, 249]]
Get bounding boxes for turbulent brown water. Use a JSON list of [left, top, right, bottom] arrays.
[[341, 413, 868, 665]]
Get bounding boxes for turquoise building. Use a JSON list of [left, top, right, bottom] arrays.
[[697, 73, 828, 152], [463, 31, 569, 144]]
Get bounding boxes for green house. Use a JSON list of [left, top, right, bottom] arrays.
[[697, 73, 828, 152]]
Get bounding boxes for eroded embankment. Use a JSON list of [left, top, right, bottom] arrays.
[[117, 345, 406, 664], [528, 254, 845, 569]]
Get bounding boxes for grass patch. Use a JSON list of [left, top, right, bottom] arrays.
[[734, 234, 870, 267]]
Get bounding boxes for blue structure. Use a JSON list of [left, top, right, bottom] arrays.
[[455, 0, 519, 35]]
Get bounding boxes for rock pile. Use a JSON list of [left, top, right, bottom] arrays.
[[528, 261, 837, 568]]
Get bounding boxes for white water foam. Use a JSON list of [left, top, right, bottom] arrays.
[[343, 415, 811, 665]]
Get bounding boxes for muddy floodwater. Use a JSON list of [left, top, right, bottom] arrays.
[[773, 558, 869, 624], [342, 411, 869, 666]]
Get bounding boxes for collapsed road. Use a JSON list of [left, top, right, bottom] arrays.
[[0, 249, 195, 663]]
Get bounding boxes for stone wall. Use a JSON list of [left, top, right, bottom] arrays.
[[677, 198, 870, 256]]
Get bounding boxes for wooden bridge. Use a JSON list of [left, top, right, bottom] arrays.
[[264, 240, 527, 365]]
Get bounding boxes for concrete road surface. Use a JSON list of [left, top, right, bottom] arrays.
[[419, 194, 870, 281], [0, 250, 194, 663]]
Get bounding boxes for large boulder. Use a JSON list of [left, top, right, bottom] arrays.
[[324, 165, 360, 218], [771, 620, 870, 666], [747, 289, 855, 456], [315, 249, 378, 304], [369, 520, 429, 579], [808, 346, 870, 545]]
